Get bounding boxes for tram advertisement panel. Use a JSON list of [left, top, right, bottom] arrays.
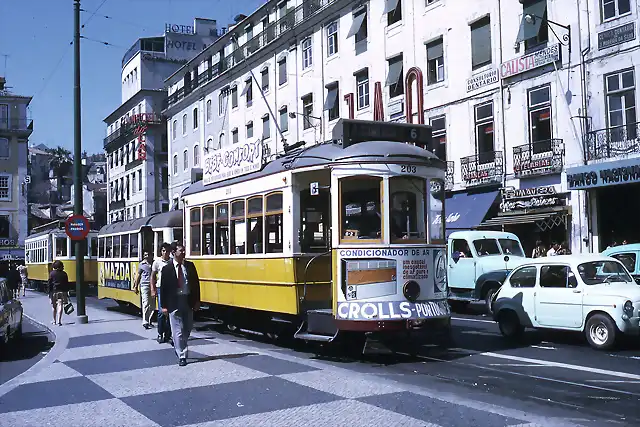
[[98, 261, 138, 291], [336, 247, 448, 321]]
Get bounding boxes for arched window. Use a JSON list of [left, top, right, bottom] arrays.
[[217, 132, 225, 150], [193, 144, 200, 166], [206, 99, 212, 122]]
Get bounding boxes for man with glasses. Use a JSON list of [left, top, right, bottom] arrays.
[[151, 243, 172, 343]]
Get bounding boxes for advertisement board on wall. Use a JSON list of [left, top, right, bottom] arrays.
[[203, 139, 263, 186]]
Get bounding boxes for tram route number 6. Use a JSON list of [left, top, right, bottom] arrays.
[[401, 165, 417, 174]]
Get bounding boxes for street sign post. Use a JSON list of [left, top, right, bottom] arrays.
[[65, 215, 90, 241]]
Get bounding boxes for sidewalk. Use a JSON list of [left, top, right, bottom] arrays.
[[0, 291, 577, 427]]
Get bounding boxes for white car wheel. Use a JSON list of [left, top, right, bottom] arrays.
[[585, 314, 617, 350]]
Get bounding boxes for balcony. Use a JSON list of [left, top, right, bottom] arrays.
[[0, 118, 33, 137], [585, 123, 640, 161], [104, 113, 164, 150], [445, 161, 454, 190], [165, 0, 339, 109], [461, 151, 504, 186], [513, 139, 564, 178]]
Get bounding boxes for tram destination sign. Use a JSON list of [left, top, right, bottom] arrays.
[[332, 119, 432, 149], [203, 139, 263, 185]]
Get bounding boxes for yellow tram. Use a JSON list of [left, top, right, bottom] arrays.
[[96, 210, 183, 308], [183, 119, 451, 351], [24, 221, 100, 293]]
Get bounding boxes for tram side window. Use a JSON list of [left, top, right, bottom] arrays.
[[120, 234, 130, 258], [389, 176, 427, 242], [56, 237, 67, 257], [70, 239, 87, 257], [91, 237, 98, 257], [155, 231, 163, 257], [247, 196, 264, 254], [340, 177, 382, 241], [201, 206, 215, 255], [429, 178, 446, 244], [300, 189, 330, 252], [106, 236, 114, 258], [173, 228, 184, 247], [98, 237, 104, 258], [266, 193, 283, 253], [113, 235, 121, 258], [215, 203, 229, 255], [230, 200, 246, 255], [130, 233, 139, 259], [190, 208, 202, 255]]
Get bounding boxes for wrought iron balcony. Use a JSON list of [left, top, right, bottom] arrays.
[[104, 113, 164, 150], [445, 161, 454, 190], [513, 139, 564, 178], [585, 123, 640, 161], [0, 118, 33, 136], [460, 151, 504, 186]]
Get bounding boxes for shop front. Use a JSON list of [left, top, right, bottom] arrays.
[[477, 185, 570, 256], [566, 157, 640, 251]]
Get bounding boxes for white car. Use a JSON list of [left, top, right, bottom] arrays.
[[492, 254, 640, 350]]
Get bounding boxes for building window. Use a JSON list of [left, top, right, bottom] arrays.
[[430, 116, 447, 160], [219, 91, 227, 115], [326, 21, 338, 56], [426, 0, 441, 6], [246, 121, 254, 139], [0, 104, 8, 129], [206, 99, 212, 122], [302, 37, 313, 69], [385, 0, 402, 26], [605, 69, 636, 139], [172, 120, 177, 140], [474, 102, 495, 163], [279, 106, 289, 132], [471, 16, 492, 70], [261, 68, 269, 91], [232, 128, 239, 144], [426, 38, 444, 85], [356, 69, 370, 110], [262, 115, 271, 139], [183, 149, 188, 171], [602, 0, 631, 21], [528, 85, 552, 153], [278, 58, 287, 85], [0, 138, 9, 158], [218, 132, 225, 149], [193, 107, 198, 129], [173, 154, 178, 175], [351, 8, 368, 44], [302, 94, 313, 130], [138, 170, 142, 191], [242, 78, 253, 107], [231, 85, 238, 108], [182, 114, 187, 135], [325, 83, 340, 122], [386, 54, 404, 98], [194, 144, 200, 166], [139, 205, 142, 218], [518, 0, 549, 51], [0, 175, 11, 201]]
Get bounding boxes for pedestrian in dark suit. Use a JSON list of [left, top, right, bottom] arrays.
[[160, 243, 200, 366]]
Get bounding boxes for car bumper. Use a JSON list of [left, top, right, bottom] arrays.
[[619, 316, 640, 335]]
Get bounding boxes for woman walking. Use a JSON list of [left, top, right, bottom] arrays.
[[48, 260, 70, 326]]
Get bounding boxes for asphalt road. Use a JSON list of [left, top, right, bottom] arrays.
[[83, 296, 640, 427], [0, 315, 55, 385]]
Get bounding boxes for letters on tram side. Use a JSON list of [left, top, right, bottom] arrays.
[[99, 261, 137, 291]]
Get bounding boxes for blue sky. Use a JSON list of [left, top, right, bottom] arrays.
[[0, 0, 265, 154]]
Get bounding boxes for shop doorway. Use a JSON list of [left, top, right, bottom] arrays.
[[597, 182, 640, 250], [506, 216, 569, 257]]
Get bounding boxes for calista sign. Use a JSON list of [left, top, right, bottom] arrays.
[[500, 44, 560, 78]]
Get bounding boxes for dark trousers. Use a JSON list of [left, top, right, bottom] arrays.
[[157, 290, 169, 338]]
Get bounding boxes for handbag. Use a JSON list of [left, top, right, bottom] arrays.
[[64, 292, 74, 315]]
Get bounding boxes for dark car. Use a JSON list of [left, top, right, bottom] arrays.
[[0, 277, 23, 349]]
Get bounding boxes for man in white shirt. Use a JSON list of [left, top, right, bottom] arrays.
[[151, 242, 172, 344]]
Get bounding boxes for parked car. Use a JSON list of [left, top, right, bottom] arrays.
[[0, 277, 23, 350], [602, 243, 640, 282], [492, 254, 640, 350]]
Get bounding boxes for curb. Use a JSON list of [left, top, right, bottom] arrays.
[[0, 311, 70, 398]]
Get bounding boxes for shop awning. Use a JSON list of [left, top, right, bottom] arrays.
[[347, 12, 366, 38], [441, 190, 499, 235], [478, 211, 567, 228]]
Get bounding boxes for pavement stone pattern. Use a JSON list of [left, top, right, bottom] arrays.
[[0, 292, 576, 427]]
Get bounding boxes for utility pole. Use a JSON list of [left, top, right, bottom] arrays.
[[73, 0, 88, 324]]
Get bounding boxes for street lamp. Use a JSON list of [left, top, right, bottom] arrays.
[[523, 13, 571, 55]]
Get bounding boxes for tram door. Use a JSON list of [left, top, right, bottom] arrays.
[[141, 228, 154, 257]]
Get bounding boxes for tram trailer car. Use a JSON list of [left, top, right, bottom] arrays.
[[182, 119, 451, 354], [25, 224, 100, 295], [96, 211, 183, 309]]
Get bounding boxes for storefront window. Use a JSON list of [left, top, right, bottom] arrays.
[[498, 238, 524, 257], [429, 178, 445, 244], [340, 176, 382, 241], [389, 176, 426, 243]]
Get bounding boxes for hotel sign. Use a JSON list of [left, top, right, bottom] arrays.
[[500, 44, 560, 79], [598, 22, 636, 50], [467, 69, 499, 93]]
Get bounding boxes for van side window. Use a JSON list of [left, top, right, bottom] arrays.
[[611, 253, 636, 272], [540, 265, 572, 288], [452, 239, 473, 258], [509, 266, 537, 288]]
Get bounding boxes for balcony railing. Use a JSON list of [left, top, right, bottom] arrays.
[[513, 139, 564, 178], [104, 113, 164, 148], [585, 123, 640, 161], [0, 118, 33, 134], [165, 0, 338, 109], [445, 161, 454, 190], [461, 151, 504, 186]]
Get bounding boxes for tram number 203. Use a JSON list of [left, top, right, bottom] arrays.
[[400, 165, 417, 174]]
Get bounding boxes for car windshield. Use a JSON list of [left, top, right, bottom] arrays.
[[577, 261, 634, 285], [498, 239, 524, 257], [473, 239, 501, 256]]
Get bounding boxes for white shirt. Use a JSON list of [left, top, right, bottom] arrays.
[[152, 258, 169, 288], [173, 259, 190, 295], [547, 248, 557, 257]]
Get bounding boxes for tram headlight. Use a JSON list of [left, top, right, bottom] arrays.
[[403, 280, 420, 302]]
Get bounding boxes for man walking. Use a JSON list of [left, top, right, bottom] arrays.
[[160, 243, 200, 366], [151, 243, 172, 344], [134, 250, 154, 330], [18, 264, 27, 297]]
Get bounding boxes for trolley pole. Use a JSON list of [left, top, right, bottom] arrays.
[[73, 0, 88, 324]]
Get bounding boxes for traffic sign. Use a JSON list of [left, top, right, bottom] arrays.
[[65, 215, 90, 241]]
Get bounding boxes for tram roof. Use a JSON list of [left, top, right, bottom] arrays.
[[183, 139, 445, 197], [98, 210, 183, 236], [26, 228, 99, 240]]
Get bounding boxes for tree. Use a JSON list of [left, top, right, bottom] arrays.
[[46, 146, 73, 179]]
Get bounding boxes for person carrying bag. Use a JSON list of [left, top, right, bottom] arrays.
[[48, 261, 71, 325]]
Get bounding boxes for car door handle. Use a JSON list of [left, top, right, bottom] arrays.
[[573, 290, 582, 293]]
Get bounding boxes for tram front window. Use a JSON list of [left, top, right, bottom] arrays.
[[389, 176, 426, 242], [340, 176, 382, 240]]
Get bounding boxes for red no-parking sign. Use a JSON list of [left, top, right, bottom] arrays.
[[65, 215, 90, 241]]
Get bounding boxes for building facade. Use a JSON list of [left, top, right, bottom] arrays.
[[104, 18, 221, 223], [163, 0, 636, 255], [0, 77, 32, 260]]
